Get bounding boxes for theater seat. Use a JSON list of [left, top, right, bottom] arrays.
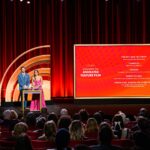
[[27, 131, 42, 140], [82, 139, 98, 146], [32, 140, 55, 150], [69, 140, 82, 147], [112, 139, 134, 150], [0, 131, 12, 139], [0, 139, 16, 150]]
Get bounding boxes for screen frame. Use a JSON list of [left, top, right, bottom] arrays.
[[74, 44, 150, 99]]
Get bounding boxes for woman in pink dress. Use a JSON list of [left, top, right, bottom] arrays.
[[30, 70, 46, 111]]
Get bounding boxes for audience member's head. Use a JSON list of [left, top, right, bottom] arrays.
[[72, 113, 80, 120], [138, 107, 149, 118], [3, 109, 11, 120], [118, 111, 127, 123], [133, 131, 150, 150], [112, 114, 124, 129], [60, 108, 69, 116], [79, 109, 89, 123], [10, 110, 18, 120], [44, 120, 57, 141], [41, 107, 48, 116], [69, 120, 84, 141], [85, 118, 99, 132], [57, 115, 72, 130], [93, 112, 103, 125], [137, 116, 150, 131], [26, 112, 40, 128], [15, 134, 32, 150], [99, 122, 114, 145], [13, 122, 28, 137], [55, 128, 70, 150], [47, 112, 58, 125], [112, 114, 124, 138], [36, 117, 46, 129]]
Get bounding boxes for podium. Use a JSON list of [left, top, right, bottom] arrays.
[[22, 89, 42, 113]]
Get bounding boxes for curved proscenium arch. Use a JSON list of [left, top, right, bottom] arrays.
[[0, 45, 50, 105], [5, 55, 50, 102]]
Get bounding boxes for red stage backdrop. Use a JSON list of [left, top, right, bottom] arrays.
[[0, 0, 150, 102], [74, 44, 150, 99]]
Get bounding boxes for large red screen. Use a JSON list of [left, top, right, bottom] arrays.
[[74, 44, 150, 99]]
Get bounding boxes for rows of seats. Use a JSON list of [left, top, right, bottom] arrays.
[[0, 107, 149, 150]]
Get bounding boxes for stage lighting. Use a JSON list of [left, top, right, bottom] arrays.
[[20, 0, 24, 2]]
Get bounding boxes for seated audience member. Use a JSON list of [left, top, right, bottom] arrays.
[[0, 109, 12, 129], [131, 116, 150, 135], [26, 112, 40, 130], [40, 107, 49, 119], [78, 109, 89, 124], [57, 115, 72, 130], [138, 107, 150, 118], [69, 120, 85, 142], [15, 134, 33, 150], [38, 120, 56, 142], [10, 110, 19, 131], [93, 112, 103, 125], [60, 108, 69, 116], [112, 114, 129, 139], [55, 128, 71, 150], [47, 112, 58, 125], [20, 108, 30, 122], [90, 122, 122, 150], [132, 131, 150, 150], [72, 113, 80, 121], [34, 116, 46, 133], [85, 118, 99, 139], [11, 122, 28, 140], [118, 111, 129, 124]]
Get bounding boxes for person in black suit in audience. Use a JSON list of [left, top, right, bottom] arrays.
[[90, 122, 122, 150]]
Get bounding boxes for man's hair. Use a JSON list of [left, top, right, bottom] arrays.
[[20, 66, 25, 70]]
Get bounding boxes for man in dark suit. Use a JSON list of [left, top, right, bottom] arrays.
[[18, 66, 30, 108]]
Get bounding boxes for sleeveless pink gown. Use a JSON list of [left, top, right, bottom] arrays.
[[30, 79, 46, 111]]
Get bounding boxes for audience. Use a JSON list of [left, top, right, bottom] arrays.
[[47, 112, 58, 125], [85, 118, 99, 139], [55, 128, 71, 150], [112, 114, 129, 139], [93, 112, 103, 125], [57, 115, 72, 130], [12, 122, 28, 138], [38, 120, 56, 142], [15, 134, 33, 150], [90, 122, 122, 150], [132, 131, 150, 150], [0, 107, 150, 150], [69, 120, 85, 142], [34, 116, 46, 133], [60, 108, 69, 116], [78, 109, 89, 124]]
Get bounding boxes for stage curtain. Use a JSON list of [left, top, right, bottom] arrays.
[[0, 0, 149, 102]]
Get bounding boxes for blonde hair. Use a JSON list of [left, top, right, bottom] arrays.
[[85, 118, 99, 133], [14, 122, 28, 137], [69, 120, 84, 141], [44, 120, 57, 142], [10, 110, 18, 120]]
